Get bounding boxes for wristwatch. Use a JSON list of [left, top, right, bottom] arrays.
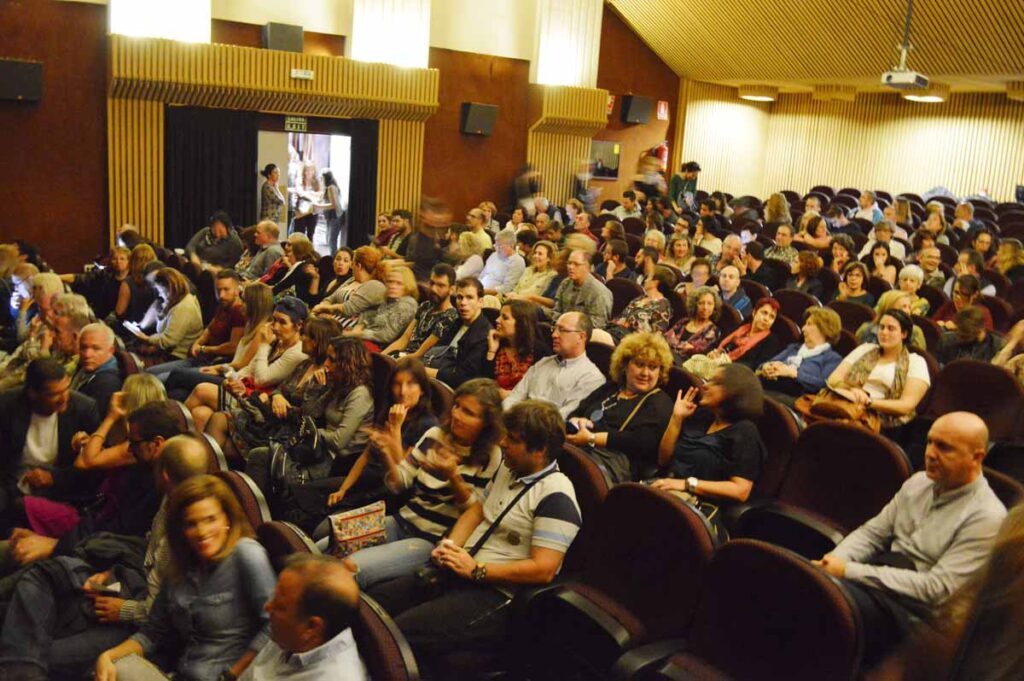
[[587, 432, 597, 448], [686, 477, 699, 494], [472, 562, 488, 582]]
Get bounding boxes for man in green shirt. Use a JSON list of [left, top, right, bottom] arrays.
[[669, 161, 701, 213]]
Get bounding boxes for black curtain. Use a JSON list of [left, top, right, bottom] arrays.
[[164, 106, 258, 248], [347, 119, 379, 248]]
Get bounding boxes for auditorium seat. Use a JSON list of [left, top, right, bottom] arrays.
[[865, 275, 892, 302], [739, 279, 771, 307], [913, 314, 942, 352], [586, 341, 613, 377], [924, 359, 1024, 441], [731, 421, 911, 556], [428, 377, 454, 418], [717, 303, 743, 337], [355, 594, 422, 681], [622, 216, 645, 237], [808, 185, 836, 199], [200, 432, 229, 472], [216, 470, 272, 529], [836, 328, 858, 356], [984, 467, 1024, 509], [370, 351, 397, 402], [917, 285, 949, 318], [829, 300, 875, 333], [517, 484, 716, 679], [624, 233, 644, 256], [256, 520, 319, 572], [169, 400, 196, 432], [781, 190, 801, 205], [665, 289, 686, 326], [773, 288, 820, 323], [979, 295, 1013, 332], [817, 268, 840, 302], [612, 539, 862, 681], [600, 200, 621, 212], [557, 444, 610, 573], [770, 314, 802, 347], [750, 397, 801, 500]]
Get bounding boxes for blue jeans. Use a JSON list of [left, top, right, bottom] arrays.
[[147, 357, 198, 382], [165, 366, 224, 401], [347, 516, 435, 590], [0, 562, 132, 676]]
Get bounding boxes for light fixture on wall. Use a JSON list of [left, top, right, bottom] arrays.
[[903, 83, 949, 103], [737, 85, 778, 102], [109, 0, 211, 43], [1008, 82, 1024, 102], [812, 85, 857, 102]]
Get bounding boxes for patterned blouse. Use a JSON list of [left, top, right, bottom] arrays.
[[613, 297, 672, 335], [494, 349, 535, 391], [261, 181, 283, 222], [665, 319, 721, 360]]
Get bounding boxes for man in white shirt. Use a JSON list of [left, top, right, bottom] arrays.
[[612, 191, 643, 221], [478, 230, 525, 297], [504, 311, 605, 417], [244, 554, 368, 681]]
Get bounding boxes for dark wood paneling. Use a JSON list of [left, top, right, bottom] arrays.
[[212, 20, 344, 56], [595, 6, 680, 201], [0, 0, 108, 272], [421, 47, 530, 216]]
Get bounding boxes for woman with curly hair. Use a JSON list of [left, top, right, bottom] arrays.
[[605, 267, 674, 344], [763, 192, 791, 226], [786, 250, 825, 300], [664, 285, 722, 363], [566, 332, 674, 482], [340, 378, 503, 589]]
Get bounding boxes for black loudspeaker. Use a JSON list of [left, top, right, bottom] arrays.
[[621, 95, 653, 124], [1016, 185, 1024, 204], [262, 23, 303, 53], [460, 102, 498, 136], [0, 59, 43, 102]]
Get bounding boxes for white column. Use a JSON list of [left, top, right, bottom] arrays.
[[531, 0, 603, 87], [349, 0, 431, 68]]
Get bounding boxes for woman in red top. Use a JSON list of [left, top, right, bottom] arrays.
[[483, 300, 550, 396]]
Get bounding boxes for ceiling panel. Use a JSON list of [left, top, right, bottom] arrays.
[[608, 0, 1024, 92]]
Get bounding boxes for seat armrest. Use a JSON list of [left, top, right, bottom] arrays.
[[555, 588, 636, 651], [731, 502, 845, 559], [610, 638, 688, 680]]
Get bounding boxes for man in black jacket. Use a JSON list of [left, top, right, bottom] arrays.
[[65, 321, 124, 417], [0, 359, 100, 521], [426, 278, 492, 388]]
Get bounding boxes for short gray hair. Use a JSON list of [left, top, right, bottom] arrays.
[[899, 264, 924, 284], [80, 322, 116, 348], [494, 229, 517, 247]]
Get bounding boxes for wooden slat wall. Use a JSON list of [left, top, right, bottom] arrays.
[[108, 99, 164, 244], [527, 86, 609, 205], [377, 119, 425, 214], [763, 92, 1024, 200], [107, 35, 440, 237], [676, 80, 770, 198]]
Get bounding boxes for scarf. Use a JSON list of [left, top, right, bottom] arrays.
[[785, 342, 831, 369], [719, 323, 771, 361], [843, 344, 911, 428]]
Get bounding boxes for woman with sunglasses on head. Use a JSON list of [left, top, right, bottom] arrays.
[[566, 332, 674, 482]]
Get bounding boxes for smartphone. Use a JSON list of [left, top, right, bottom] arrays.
[[86, 581, 122, 595], [565, 421, 580, 435]]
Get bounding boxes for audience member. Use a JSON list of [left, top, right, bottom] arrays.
[[478, 230, 526, 297], [758, 307, 843, 404], [370, 400, 580, 678], [898, 264, 930, 315], [935, 306, 1005, 365], [504, 240, 558, 306], [551, 250, 613, 329], [612, 190, 643, 220], [185, 210, 243, 269], [786, 250, 825, 300], [239, 221, 285, 281], [836, 261, 876, 306], [814, 412, 1005, 665], [744, 241, 785, 291], [604, 268, 674, 344], [125, 268, 203, 362], [934, 274, 993, 331], [868, 240, 899, 285], [595, 239, 636, 282], [425, 277, 492, 388], [69, 321, 123, 415], [665, 235, 695, 274], [710, 234, 745, 275], [313, 245, 386, 321], [718, 264, 751, 319], [503, 311, 605, 418], [482, 300, 550, 395], [383, 263, 459, 359], [943, 249, 996, 298], [765, 224, 798, 265], [665, 285, 721, 364], [848, 190, 884, 224], [684, 298, 781, 378], [345, 265, 418, 350], [653, 364, 766, 505], [828, 234, 855, 276], [692, 215, 723, 255], [855, 291, 926, 350], [567, 332, 674, 482], [316, 247, 355, 303]]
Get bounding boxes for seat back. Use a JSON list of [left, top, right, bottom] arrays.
[[578, 484, 716, 640], [200, 432, 229, 472], [586, 341, 613, 378], [370, 352, 397, 405], [778, 421, 911, 532], [557, 444, 610, 572], [913, 314, 942, 352], [979, 295, 1013, 332], [216, 470, 272, 530], [827, 300, 875, 333], [751, 398, 801, 499], [773, 288, 820, 323], [666, 290, 686, 326], [739, 279, 771, 306], [925, 360, 1024, 441], [606, 278, 644, 319], [622, 216, 645, 237], [687, 539, 861, 681], [624, 233, 644, 257], [717, 303, 743, 338], [817, 268, 840, 302], [770, 314, 801, 347], [865, 275, 892, 302], [428, 377, 454, 419], [835, 329, 858, 356], [983, 467, 1024, 509], [167, 400, 195, 433], [256, 520, 319, 573], [354, 593, 422, 681]]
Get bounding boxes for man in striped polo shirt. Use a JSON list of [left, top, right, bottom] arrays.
[[369, 400, 581, 676]]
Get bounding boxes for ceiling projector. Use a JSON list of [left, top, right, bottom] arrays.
[[882, 69, 929, 90]]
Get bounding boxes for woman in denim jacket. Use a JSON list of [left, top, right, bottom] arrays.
[[95, 476, 276, 681]]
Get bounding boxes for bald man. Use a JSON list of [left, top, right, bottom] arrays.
[[243, 553, 368, 680], [815, 412, 1006, 664]]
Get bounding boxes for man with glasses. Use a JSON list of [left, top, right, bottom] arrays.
[[552, 250, 613, 329], [504, 312, 605, 418]]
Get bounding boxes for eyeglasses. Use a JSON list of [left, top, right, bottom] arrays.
[[552, 325, 582, 335]]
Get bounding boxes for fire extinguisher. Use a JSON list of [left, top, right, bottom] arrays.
[[651, 141, 669, 173]]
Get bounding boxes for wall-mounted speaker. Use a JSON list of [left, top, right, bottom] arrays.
[[262, 23, 303, 53], [460, 102, 498, 136], [0, 59, 43, 102], [621, 95, 653, 124]]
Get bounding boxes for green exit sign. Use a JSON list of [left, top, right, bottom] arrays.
[[285, 116, 307, 132]]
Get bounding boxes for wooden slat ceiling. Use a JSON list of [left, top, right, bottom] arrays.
[[608, 0, 1024, 93]]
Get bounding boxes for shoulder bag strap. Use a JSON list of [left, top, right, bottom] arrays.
[[466, 468, 557, 557], [618, 389, 659, 432]]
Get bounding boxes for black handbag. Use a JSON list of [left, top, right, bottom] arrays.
[[414, 468, 556, 598]]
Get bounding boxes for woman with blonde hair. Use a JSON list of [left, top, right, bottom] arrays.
[[665, 234, 696, 274], [345, 265, 419, 350], [291, 160, 322, 240], [567, 332, 675, 482], [73, 373, 168, 470], [758, 307, 844, 403], [763, 192, 791, 225], [855, 289, 926, 350], [95, 475, 275, 681], [995, 238, 1024, 283], [504, 240, 558, 305], [261, 233, 321, 305]]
